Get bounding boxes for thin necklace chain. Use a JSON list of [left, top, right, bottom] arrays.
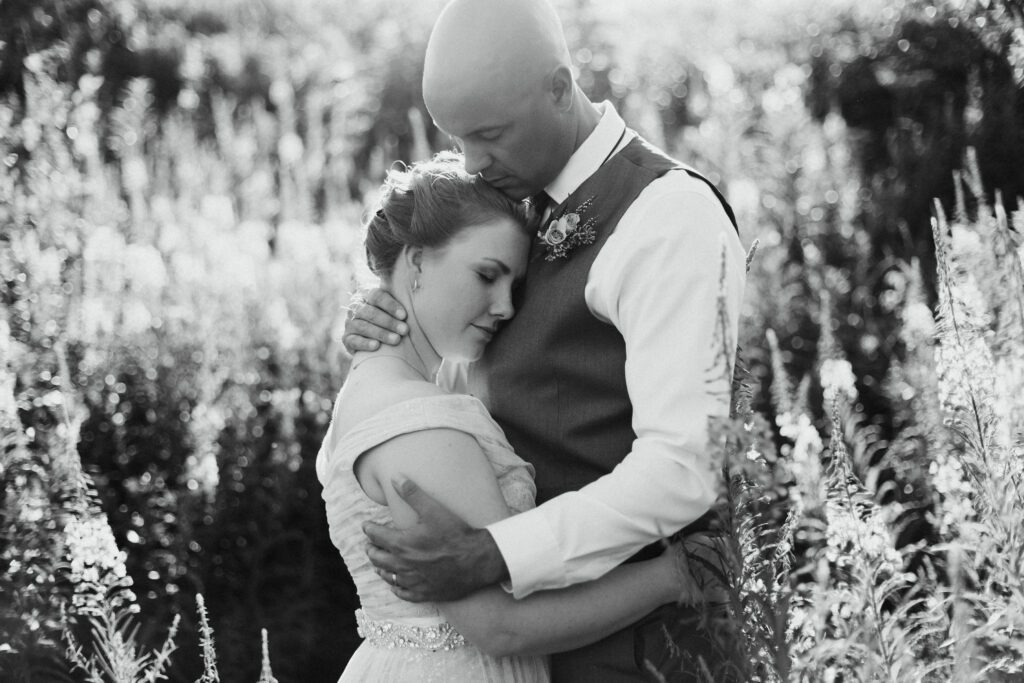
[[404, 286, 439, 381], [348, 284, 437, 383], [406, 332, 436, 382], [349, 352, 432, 382]]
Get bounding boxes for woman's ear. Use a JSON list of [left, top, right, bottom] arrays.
[[403, 245, 424, 274]]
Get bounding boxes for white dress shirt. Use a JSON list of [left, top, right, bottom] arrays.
[[441, 102, 747, 598]]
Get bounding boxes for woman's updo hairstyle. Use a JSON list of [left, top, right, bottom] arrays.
[[364, 151, 534, 279]]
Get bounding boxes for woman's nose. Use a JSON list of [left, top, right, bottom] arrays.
[[491, 287, 514, 320]]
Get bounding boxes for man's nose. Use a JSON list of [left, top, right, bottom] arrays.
[[462, 142, 492, 176]]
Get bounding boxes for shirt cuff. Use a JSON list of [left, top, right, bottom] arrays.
[[486, 509, 565, 599]]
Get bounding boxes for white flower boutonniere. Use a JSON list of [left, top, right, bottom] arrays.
[[538, 197, 597, 261]]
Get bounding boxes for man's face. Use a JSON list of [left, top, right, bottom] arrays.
[[427, 82, 567, 201]]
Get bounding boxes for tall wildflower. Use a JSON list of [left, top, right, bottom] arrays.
[[64, 608, 179, 683], [0, 52, 185, 679], [196, 594, 221, 683], [929, 183, 1024, 676], [881, 259, 951, 532], [782, 265, 956, 681], [257, 629, 279, 683], [51, 343, 181, 682], [717, 471, 797, 683], [928, 203, 993, 534], [62, 515, 137, 618], [815, 289, 857, 407], [683, 240, 794, 682], [768, 328, 824, 511], [2, 57, 149, 662], [958, 150, 1024, 366], [815, 282, 892, 533], [0, 321, 67, 666], [792, 400, 942, 682]]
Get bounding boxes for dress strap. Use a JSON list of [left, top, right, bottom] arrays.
[[318, 394, 499, 484]]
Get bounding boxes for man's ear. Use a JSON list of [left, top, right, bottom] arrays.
[[549, 65, 574, 112]]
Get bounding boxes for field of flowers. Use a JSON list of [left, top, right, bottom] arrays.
[[2, 0, 1023, 680]]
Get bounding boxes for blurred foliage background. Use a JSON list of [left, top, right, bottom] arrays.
[[1, 0, 1023, 680]]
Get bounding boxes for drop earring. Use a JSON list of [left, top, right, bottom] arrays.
[[412, 277, 421, 293]]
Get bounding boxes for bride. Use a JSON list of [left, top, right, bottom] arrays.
[[317, 153, 697, 682]]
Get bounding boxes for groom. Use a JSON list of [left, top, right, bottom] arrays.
[[344, 0, 746, 680]]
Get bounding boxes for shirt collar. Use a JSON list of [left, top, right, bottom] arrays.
[[545, 101, 631, 206]]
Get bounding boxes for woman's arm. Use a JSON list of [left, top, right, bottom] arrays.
[[360, 427, 691, 657], [441, 552, 683, 657]]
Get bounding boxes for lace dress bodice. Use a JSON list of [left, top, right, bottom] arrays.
[[316, 393, 548, 682]]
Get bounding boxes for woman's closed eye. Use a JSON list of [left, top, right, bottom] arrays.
[[476, 270, 497, 284]]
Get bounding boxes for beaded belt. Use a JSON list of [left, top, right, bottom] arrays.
[[355, 609, 467, 651]]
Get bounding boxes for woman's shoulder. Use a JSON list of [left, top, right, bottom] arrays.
[[338, 381, 483, 428], [328, 375, 492, 455], [333, 373, 438, 427], [328, 383, 506, 521]]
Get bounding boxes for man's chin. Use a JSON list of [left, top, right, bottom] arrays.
[[486, 178, 532, 201], [503, 187, 533, 202]]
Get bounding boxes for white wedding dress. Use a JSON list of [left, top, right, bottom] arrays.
[[317, 393, 550, 682]]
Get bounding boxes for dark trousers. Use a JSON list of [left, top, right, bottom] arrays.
[[549, 601, 735, 683], [551, 516, 738, 682]]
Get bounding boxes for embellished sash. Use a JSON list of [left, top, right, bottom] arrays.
[[355, 609, 466, 651]]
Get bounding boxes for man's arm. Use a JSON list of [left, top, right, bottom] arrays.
[[364, 478, 509, 602], [487, 174, 746, 597]]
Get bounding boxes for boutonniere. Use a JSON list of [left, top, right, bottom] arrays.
[[537, 197, 597, 261]]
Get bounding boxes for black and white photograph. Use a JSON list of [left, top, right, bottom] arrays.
[[2, 0, 1024, 681]]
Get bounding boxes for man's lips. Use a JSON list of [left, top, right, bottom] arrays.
[[483, 175, 511, 189]]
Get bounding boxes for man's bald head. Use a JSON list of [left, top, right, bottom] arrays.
[[423, 0, 572, 118], [420, 0, 594, 199]]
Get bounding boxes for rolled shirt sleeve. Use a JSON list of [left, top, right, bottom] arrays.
[[486, 171, 747, 597]]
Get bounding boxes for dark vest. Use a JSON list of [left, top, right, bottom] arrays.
[[475, 135, 736, 504], [473, 135, 738, 682]]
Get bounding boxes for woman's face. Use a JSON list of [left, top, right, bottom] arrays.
[[415, 216, 529, 362]]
